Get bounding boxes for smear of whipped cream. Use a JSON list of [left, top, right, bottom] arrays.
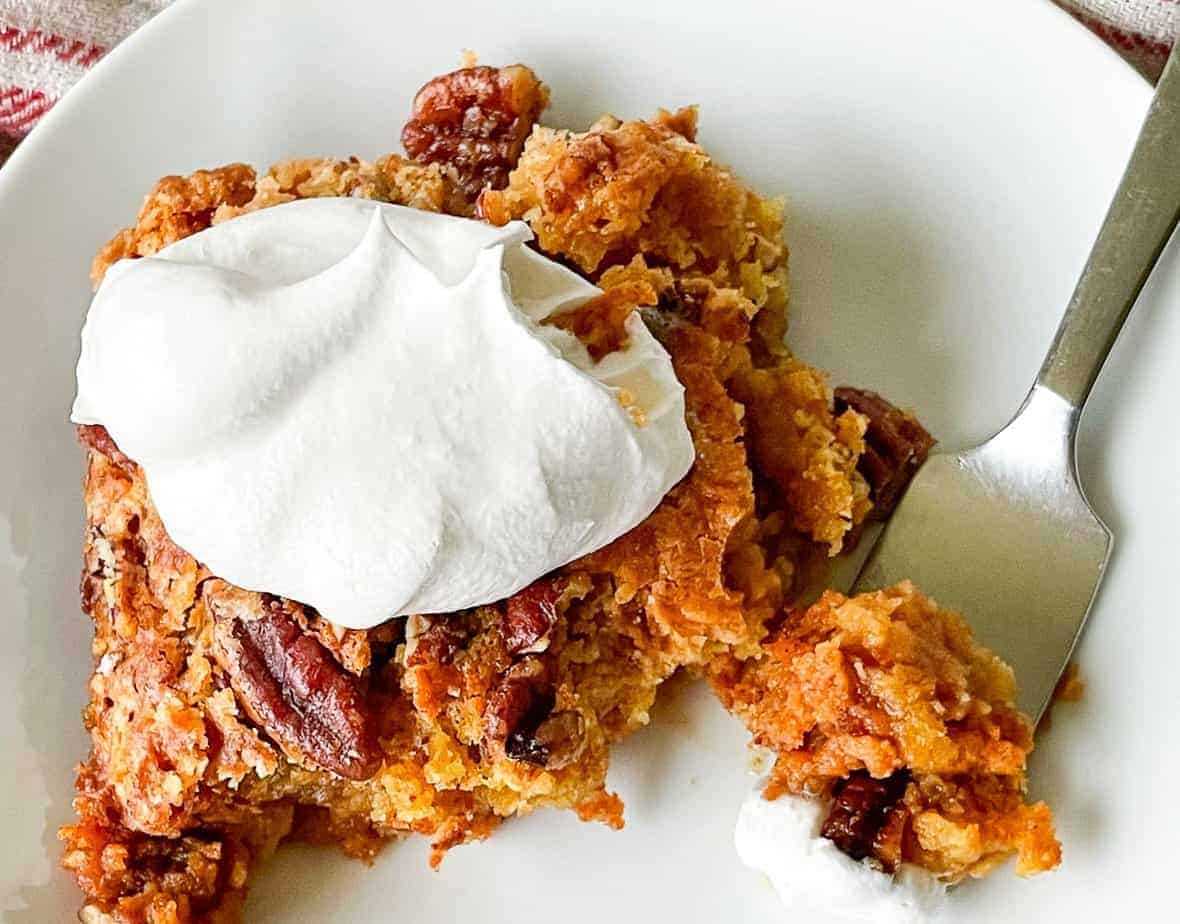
[[735, 780, 946, 924], [72, 198, 694, 628]]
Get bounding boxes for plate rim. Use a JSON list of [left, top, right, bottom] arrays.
[[0, 0, 1153, 206]]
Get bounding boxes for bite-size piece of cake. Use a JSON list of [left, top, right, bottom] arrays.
[[711, 581, 1059, 914]]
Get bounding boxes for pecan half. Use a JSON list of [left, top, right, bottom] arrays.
[[820, 770, 911, 866], [503, 577, 565, 655], [834, 388, 934, 516], [402, 64, 548, 199], [205, 580, 382, 780]]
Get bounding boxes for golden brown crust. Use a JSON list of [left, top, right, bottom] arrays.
[[90, 156, 469, 288], [90, 165, 256, 287], [730, 361, 871, 552], [478, 111, 784, 297]]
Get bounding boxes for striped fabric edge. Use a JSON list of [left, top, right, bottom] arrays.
[[1056, 1, 1176, 80], [0, 0, 168, 52], [1, 25, 105, 93], [0, 84, 54, 138], [1, 24, 106, 66]]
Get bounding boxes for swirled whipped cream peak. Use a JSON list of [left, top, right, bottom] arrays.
[[72, 198, 695, 628]]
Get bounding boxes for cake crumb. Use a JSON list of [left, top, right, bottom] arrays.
[[1052, 662, 1085, 704]]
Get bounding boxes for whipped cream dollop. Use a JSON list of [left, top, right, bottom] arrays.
[[73, 198, 694, 628], [735, 781, 946, 924]]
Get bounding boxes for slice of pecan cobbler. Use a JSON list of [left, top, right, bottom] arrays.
[[59, 63, 1057, 924]]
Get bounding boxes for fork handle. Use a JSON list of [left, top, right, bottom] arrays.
[[1036, 44, 1180, 411]]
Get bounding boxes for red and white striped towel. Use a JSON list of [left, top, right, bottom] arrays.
[[1, 1, 167, 153], [1065, 0, 1177, 77], [0, 0, 1177, 167]]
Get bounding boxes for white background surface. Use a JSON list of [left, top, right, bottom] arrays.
[[0, 0, 1176, 921]]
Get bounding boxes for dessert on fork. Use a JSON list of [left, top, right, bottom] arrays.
[[59, 61, 1058, 924]]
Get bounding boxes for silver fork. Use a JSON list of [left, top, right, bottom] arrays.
[[850, 45, 1180, 721]]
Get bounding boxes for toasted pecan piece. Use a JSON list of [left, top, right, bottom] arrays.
[[834, 387, 934, 516], [481, 656, 584, 769], [524, 709, 587, 771], [482, 657, 552, 764], [402, 64, 548, 199], [820, 770, 911, 867], [502, 576, 565, 655], [205, 580, 382, 781]]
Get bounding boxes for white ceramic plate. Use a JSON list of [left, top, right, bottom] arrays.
[[1, 0, 1176, 921]]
